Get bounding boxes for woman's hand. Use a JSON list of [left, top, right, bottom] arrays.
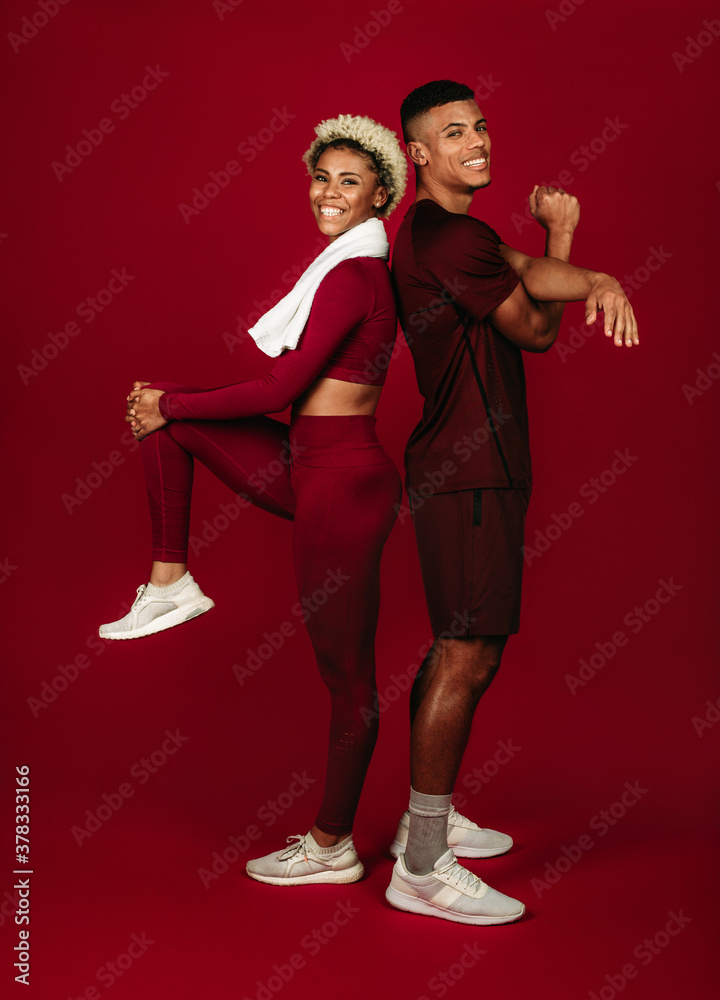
[[125, 381, 148, 431], [126, 382, 167, 440]]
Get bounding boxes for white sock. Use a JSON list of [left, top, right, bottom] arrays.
[[307, 831, 352, 857]]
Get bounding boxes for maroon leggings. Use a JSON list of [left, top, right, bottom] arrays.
[[141, 384, 401, 835]]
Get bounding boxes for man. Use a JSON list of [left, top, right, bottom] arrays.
[[386, 80, 638, 925]]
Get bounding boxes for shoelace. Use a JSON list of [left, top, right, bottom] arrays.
[[131, 585, 147, 609], [448, 806, 480, 831], [278, 835, 309, 863], [437, 857, 486, 895]]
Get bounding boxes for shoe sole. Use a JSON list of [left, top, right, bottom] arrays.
[[99, 598, 215, 641], [246, 861, 365, 886], [389, 838, 513, 860], [385, 885, 525, 925]]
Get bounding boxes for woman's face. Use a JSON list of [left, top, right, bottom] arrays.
[[309, 146, 388, 242]]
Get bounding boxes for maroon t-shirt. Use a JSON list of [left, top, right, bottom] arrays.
[[391, 199, 531, 495]]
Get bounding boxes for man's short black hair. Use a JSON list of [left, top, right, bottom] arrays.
[[400, 79, 475, 142]]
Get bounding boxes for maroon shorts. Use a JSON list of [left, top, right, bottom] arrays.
[[412, 487, 532, 637]]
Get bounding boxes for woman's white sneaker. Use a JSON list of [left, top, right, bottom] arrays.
[[390, 806, 513, 859], [385, 849, 525, 925], [98, 572, 214, 640], [246, 833, 364, 886]]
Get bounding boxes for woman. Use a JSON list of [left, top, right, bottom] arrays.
[[99, 115, 407, 886]]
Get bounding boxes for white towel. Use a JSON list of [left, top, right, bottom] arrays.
[[248, 217, 389, 358]]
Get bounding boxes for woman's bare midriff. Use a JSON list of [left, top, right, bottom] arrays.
[[293, 376, 382, 416]]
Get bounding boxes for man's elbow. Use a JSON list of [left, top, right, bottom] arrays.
[[528, 334, 557, 354], [523, 315, 558, 353]]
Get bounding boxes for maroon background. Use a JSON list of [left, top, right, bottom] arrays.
[[3, 0, 719, 997]]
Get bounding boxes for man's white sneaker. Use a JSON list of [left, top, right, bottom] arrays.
[[390, 806, 513, 859], [98, 573, 214, 640], [246, 834, 364, 886], [386, 849, 525, 925]]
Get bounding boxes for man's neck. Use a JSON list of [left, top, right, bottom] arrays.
[[414, 178, 475, 215]]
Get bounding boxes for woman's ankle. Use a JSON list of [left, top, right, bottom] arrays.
[[310, 825, 351, 849], [149, 562, 187, 587]]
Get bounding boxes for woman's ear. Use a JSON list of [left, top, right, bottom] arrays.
[[374, 185, 389, 209]]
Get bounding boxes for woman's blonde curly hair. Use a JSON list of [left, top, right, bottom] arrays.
[[302, 113, 407, 217]]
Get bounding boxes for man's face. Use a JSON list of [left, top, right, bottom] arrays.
[[413, 99, 491, 193]]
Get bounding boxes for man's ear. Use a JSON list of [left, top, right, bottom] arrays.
[[406, 141, 428, 167]]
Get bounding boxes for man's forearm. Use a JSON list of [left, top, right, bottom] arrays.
[[545, 227, 573, 263], [521, 255, 600, 303], [536, 227, 574, 336]]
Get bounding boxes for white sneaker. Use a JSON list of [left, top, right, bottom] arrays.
[[246, 834, 364, 886], [98, 573, 214, 640], [386, 849, 525, 925], [390, 806, 513, 859]]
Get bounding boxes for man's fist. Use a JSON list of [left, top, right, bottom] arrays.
[[529, 185, 580, 235]]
